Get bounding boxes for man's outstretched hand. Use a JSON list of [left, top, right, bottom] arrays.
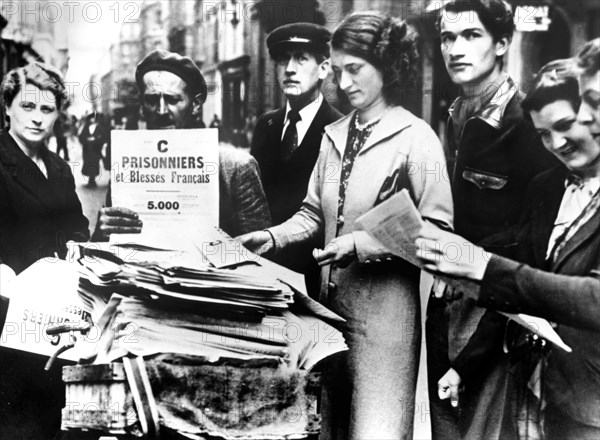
[[96, 207, 143, 240]]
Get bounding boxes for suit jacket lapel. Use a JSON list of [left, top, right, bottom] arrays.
[[271, 107, 285, 145], [0, 131, 58, 211], [531, 167, 567, 266], [552, 197, 600, 272], [324, 111, 353, 158], [298, 100, 329, 150]]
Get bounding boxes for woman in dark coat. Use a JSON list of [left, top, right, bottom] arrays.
[[0, 62, 90, 439], [78, 111, 108, 186]]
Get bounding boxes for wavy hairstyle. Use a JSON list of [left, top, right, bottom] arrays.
[[576, 38, 600, 77], [1, 62, 68, 111], [331, 11, 419, 106], [522, 58, 580, 114], [436, 0, 515, 42]]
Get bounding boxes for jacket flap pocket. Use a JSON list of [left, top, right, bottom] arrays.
[[462, 169, 508, 190]]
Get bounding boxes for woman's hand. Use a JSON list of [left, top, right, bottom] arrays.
[[415, 224, 491, 281], [438, 368, 462, 408], [313, 234, 356, 268], [96, 207, 143, 239], [236, 231, 274, 256]]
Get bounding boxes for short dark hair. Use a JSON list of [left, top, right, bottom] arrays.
[[1, 62, 68, 110], [576, 38, 600, 77], [331, 11, 419, 106], [437, 0, 515, 42], [522, 58, 580, 114]]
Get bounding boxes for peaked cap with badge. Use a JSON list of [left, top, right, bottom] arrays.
[[266, 23, 332, 58]]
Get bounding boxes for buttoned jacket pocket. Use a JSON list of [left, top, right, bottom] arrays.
[[462, 168, 508, 190]]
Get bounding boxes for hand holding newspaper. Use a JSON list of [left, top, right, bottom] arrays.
[[355, 189, 423, 267], [356, 189, 571, 352]]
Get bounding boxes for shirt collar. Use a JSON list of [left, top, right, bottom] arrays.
[[448, 75, 518, 130], [565, 174, 600, 193], [285, 93, 323, 126]]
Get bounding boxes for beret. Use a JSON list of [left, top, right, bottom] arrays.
[[267, 23, 331, 58], [135, 49, 207, 103]]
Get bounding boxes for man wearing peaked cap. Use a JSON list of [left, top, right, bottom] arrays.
[[250, 23, 342, 298], [266, 22, 332, 60], [93, 49, 271, 239]]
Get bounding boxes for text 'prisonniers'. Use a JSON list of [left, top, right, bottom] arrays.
[[121, 156, 205, 169]]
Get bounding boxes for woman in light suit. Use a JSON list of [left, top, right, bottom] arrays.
[[241, 11, 453, 439]]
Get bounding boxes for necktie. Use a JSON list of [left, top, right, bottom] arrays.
[[281, 109, 301, 161]]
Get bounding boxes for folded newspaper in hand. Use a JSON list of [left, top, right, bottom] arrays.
[[355, 189, 423, 266]]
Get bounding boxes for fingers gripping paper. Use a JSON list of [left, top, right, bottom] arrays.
[[355, 189, 424, 266]]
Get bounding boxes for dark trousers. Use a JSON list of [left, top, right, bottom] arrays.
[[56, 137, 69, 161], [426, 297, 461, 440], [0, 348, 66, 440]]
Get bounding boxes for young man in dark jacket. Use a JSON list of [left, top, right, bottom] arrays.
[[426, 1, 557, 438]]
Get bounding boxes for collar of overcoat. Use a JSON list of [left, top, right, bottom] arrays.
[[0, 130, 62, 210], [552, 192, 600, 272], [324, 106, 414, 158], [531, 165, 600, 272]]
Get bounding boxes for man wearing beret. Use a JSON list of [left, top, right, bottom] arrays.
[[250, 23, 342, 294], [94, 49, 271, 239]]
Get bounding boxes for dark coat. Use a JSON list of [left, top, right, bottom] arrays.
[[445, 87, 557, 360], [251, 100, 342, 226], [448, 93, 557, 244], [0, 129, 89, 440], [427, 80, 558, 440], [0, 130, 90, 274], [479, 165, 600, 436], [78, 119, 108, 178]]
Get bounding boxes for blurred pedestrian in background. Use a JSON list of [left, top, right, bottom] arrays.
[[78, 111, 108, 186], [53, 111, 69, 160]]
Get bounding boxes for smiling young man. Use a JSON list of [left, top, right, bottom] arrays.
[[426, 1, 557, 439], [250, 23, 342, 296]]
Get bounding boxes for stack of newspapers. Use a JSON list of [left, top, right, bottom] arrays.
[[75, 239, 348, 370]]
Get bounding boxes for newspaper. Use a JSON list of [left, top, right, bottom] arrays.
[[356, 190, 571, 352], [111, 128, 219, 249], [355, 189, 424, 266], [0, 259, 98, 361]]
